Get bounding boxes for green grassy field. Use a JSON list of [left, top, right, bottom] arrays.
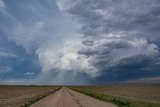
[[69, 85, 160, 107]]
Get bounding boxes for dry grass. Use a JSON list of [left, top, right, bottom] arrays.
[[69, 84, 160, 107], [0, 85, 60, 107], [73, 85, 160, 103]]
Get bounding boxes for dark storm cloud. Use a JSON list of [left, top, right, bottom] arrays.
[[1, 0, 160, 84], [58, 0, 160, 37], [57, 0, 160, 82], [80, 38, 159, 72]]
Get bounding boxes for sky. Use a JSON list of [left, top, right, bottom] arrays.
[[0, 0, 160, 85]]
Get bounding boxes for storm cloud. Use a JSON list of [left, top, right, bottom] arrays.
[[0, 0, 160, 84], [56, 0, 160, 83]]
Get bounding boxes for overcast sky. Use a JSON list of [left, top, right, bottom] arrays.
[[0, 0, 160, 85]]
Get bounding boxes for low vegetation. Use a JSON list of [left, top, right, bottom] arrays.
[[69, 85, 160, 107]]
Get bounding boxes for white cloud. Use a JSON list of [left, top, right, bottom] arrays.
[[0, 66, 12, 74], [24, 72, 35, 76], [10, 21, 48, 53], [0, 0, 5, 9], [0, 51, 17, 58], [36, 37, 98, 77]]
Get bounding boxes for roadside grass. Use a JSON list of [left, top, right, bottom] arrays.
[[21, 87, 61, 107], [69, 87, 160, 107]]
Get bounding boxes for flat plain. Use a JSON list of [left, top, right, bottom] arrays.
[[0, 85, 59, 107], [1, 85, 160, 107], [70, 84, 160, 107]]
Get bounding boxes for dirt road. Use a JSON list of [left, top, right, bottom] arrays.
[[31, 87, 117, 107]]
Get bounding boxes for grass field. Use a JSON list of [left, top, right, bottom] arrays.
[[69, 85, 160, 107], [0, 85, 60, 107]]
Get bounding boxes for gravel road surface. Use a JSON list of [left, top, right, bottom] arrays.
[[31, 87, 117, 107]]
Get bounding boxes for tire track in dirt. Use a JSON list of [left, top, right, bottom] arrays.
[[31, 87, 117, 107]]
